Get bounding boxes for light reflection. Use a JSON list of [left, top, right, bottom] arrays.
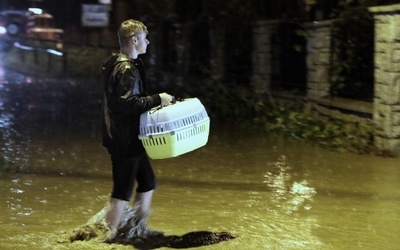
[[260, 156, 323, 248], [10, 188, 25, 194], [290, 180, 316, 210], [0, 56, 35, 83], [0, 60, 4, 82], [0, 26, 6, 34], [5, 177, 39, 222], [263, 155, 317, 213], [28, 8, 43, 15], [13, 42, 34, 51], [14, 42, 63, 56]]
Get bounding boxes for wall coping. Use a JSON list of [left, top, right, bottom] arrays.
[[316, 97, 373, 118], [369, 4, 400, 14]]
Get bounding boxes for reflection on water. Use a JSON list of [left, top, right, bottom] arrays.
[[264, 155, 317, 213], [0, 71, 400, 249]]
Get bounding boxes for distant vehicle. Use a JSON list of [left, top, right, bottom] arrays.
[[0, 13, 13, 51], [26, 12, 64, 43], [0, 10, 31, 37], [0, 9, 64, 50], [0, 15, 7, 36]]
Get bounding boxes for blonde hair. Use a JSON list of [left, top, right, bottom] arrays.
[[118, 19, 148, 47]]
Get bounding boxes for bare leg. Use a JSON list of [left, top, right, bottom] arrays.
[[131, 189, 163, 238], [106, 197, 128, 230], [134, 190, 153, 218], [105, 190, 161, 240]]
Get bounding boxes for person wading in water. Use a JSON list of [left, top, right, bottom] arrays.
[[101, 19, 173, 242]]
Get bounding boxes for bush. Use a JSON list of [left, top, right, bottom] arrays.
[[254, 100, 376, 154], [176, 74, 376, 154]]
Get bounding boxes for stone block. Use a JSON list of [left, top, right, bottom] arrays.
[[314, 34, 330, 49], [307, 70, 319, 83], [374, 49, 394, 71], [373, 14, 400, 43], [392, 49, 400, 63], [308, 79, 329, 92], [306, 53, 315, 67], [394, 113, 400, 126], [374, 136, 400, 156], [255, 53, 268, 66], [374, 18, 394, 42], [374, 103, 400, 136], [374, 14, 391, 24], [255, 34, 269, 45], [390, 125, 400, 137], [374, 70, 398, 86], [314, 66, 330, 81], [307, 72, 329, 87], [374, 46, 400, 72], [315, 52, 330, 65], [373, 103, 390, 127], [309, 89, 329, 99], [374, 74, 400, 104], [374, 70, 387, 85]]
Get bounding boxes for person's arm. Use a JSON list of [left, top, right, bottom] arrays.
[[116, 64, 161, 115]]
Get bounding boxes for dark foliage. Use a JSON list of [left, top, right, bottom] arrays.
[[330, 5, 374, 101]]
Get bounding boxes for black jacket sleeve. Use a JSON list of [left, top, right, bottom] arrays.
[[115, 61, 161, 116]]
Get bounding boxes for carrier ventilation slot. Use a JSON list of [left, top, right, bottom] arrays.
[[140, 112, 205, 136], [143, 137, 167, 147], [176, 124, 207, 141], [173, 113, 205, 130], [140, 125, 165, 135]]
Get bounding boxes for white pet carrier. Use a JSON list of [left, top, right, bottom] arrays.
[[139, 98, 210, 159]]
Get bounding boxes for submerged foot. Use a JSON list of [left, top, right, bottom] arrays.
[[103, 227, 118, 243], [118, 208, 164, 239], [125, 215, 164, 239]]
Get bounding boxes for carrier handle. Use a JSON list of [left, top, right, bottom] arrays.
[[150, 96, 184, 113], [165, 96, 184, 106]]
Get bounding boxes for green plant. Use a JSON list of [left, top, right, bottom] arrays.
[[176, 74, 377, 154], [261, 102, 375, 154]]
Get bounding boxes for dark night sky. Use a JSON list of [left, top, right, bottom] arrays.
[[4, 0, 400, 31]]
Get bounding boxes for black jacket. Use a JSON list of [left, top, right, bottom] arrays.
[[101, 53, 161, 156]]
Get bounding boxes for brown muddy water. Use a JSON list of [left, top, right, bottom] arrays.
[[0, 75, 399, 249]]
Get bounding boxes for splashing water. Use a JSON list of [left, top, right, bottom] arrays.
[[59, 204, 236, 249]]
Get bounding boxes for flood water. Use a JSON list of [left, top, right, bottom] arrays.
[[0, 66, 399, 249]]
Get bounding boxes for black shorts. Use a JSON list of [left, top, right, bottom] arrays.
[[110, 151, 157, 201]]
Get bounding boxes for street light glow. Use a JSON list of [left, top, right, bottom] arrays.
[[28, 8, 43, 15], [0, 27, 6, 35]]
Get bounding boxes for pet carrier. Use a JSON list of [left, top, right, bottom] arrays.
[[139, 98, 210, 159]]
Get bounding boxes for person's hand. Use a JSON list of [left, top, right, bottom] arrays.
[[159, 92, 173, 106]]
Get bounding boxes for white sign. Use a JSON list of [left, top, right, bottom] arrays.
[[99, 0, 112, 4], [81, 4, 109, 27]]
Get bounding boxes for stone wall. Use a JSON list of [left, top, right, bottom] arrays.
[[251, 19, 333, 99], [369, 4, 400, 155], [252, 8, 400, 156], [251, 20, 281, 94], [304, 20, 332, 100]]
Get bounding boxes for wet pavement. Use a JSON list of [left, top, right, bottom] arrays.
[[0, 61, 400, 249]]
